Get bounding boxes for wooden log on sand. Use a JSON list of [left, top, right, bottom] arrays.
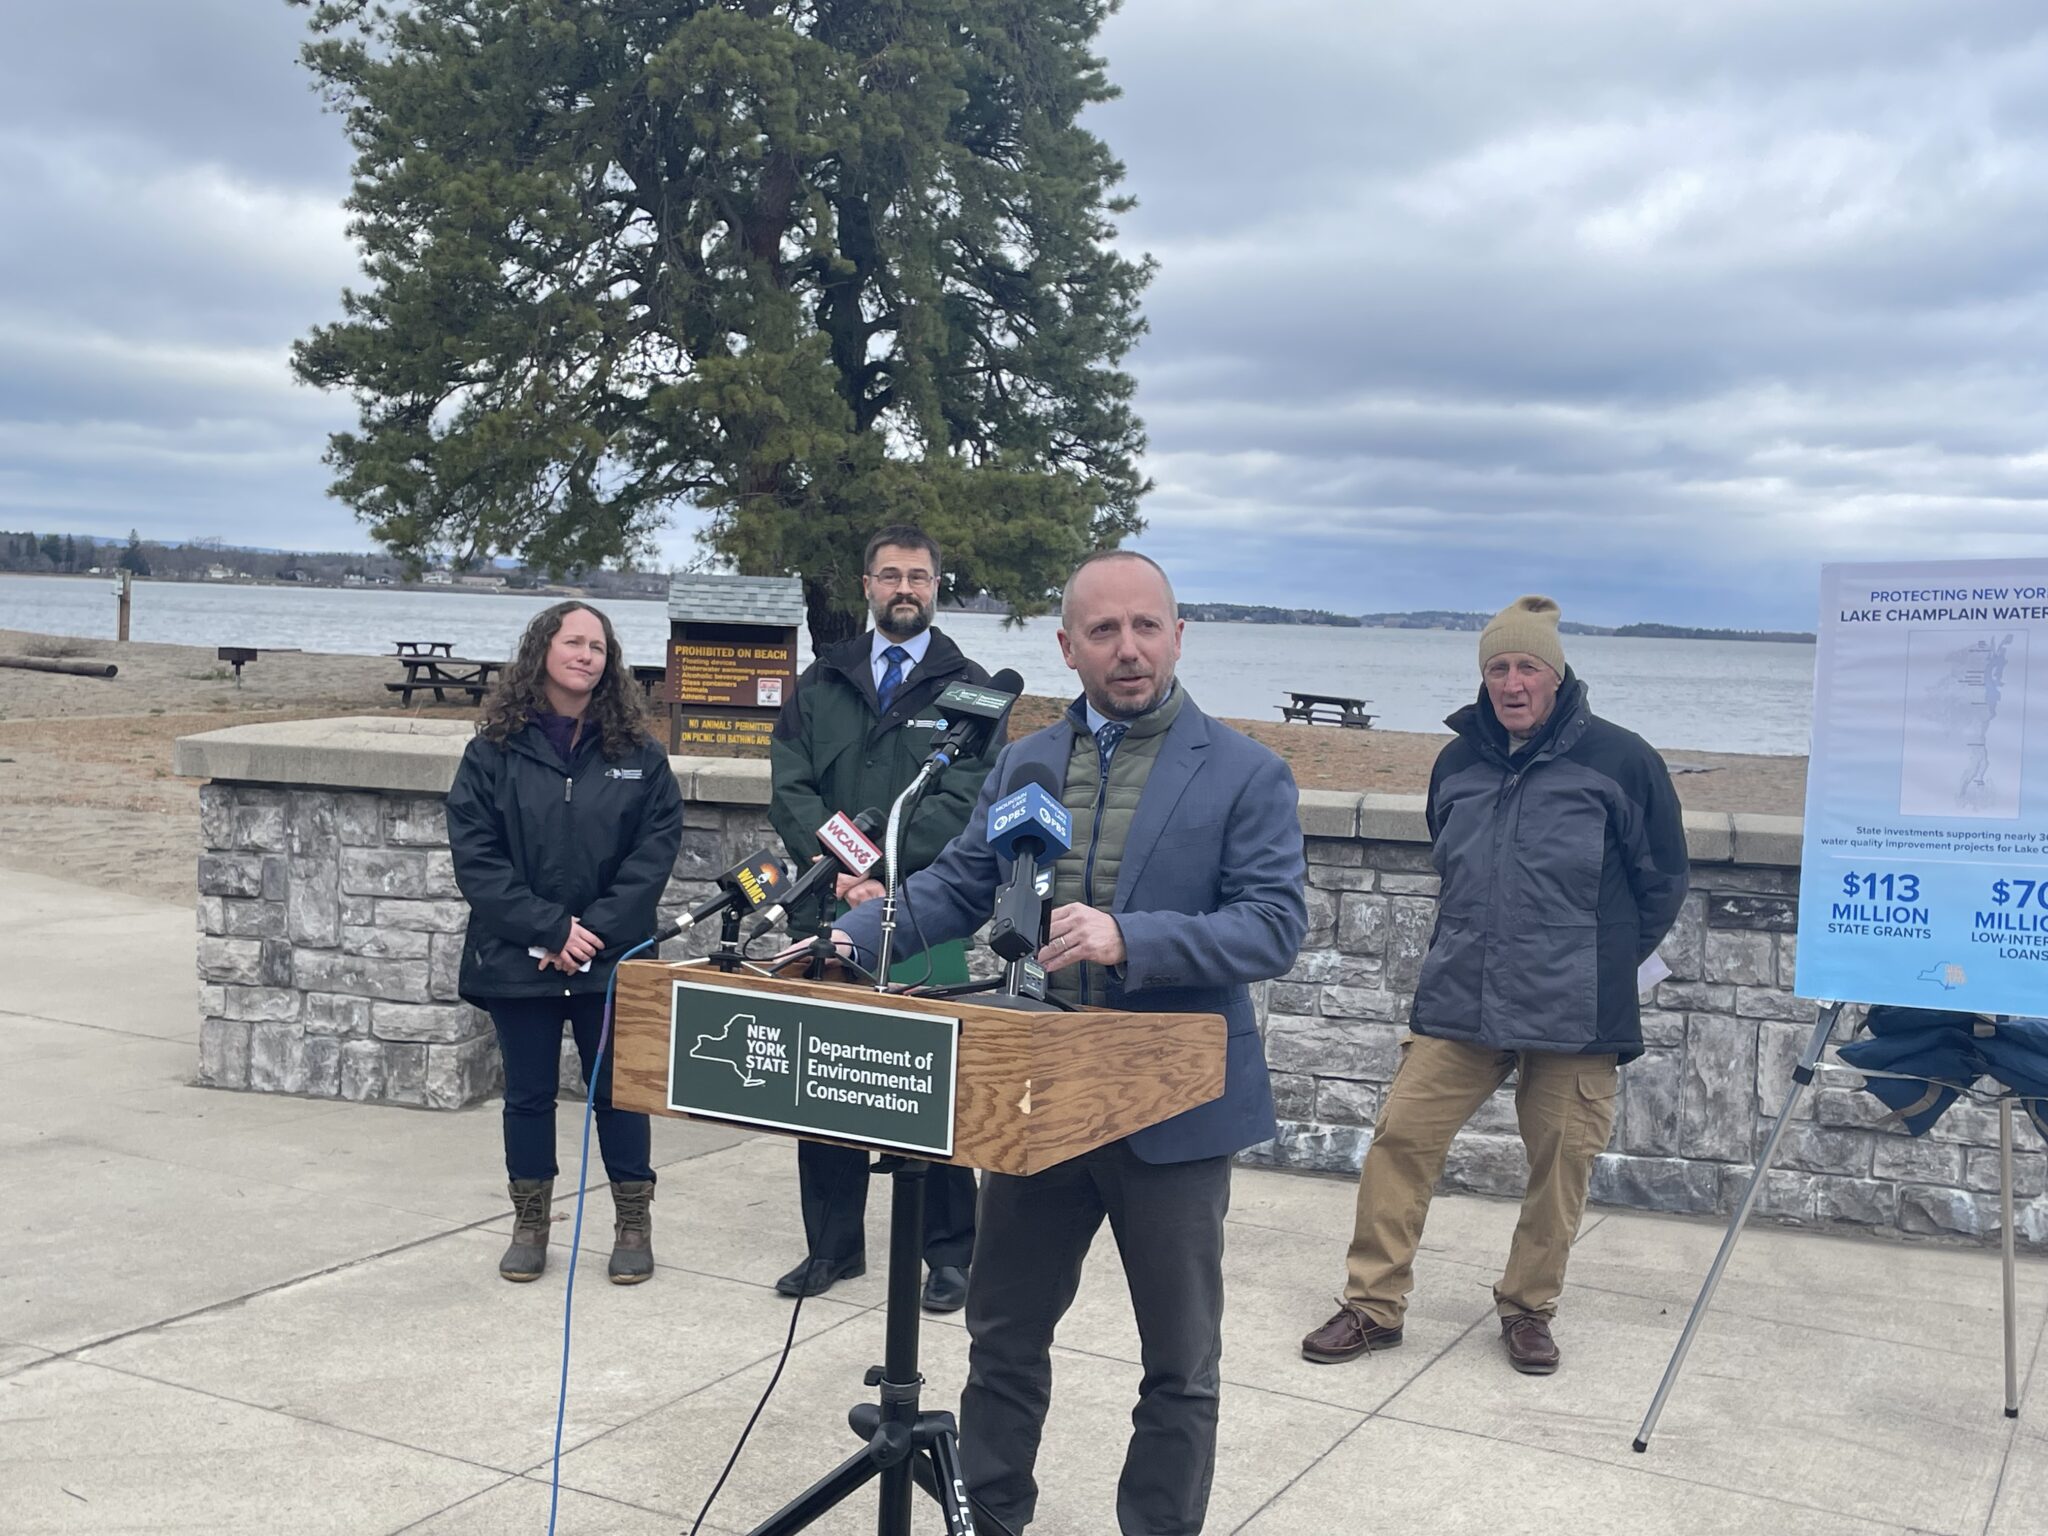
[[0, 656, 119, 679]]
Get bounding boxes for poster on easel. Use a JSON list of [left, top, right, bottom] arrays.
[[1795, 559, 2048, 1014]]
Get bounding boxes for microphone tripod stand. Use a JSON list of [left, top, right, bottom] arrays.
[[670, 906, 775, 980], [745, 1156, 988, 1536], [798, 905, 864, 985], [745, 808, 1014, 1536], [747, 918, 995, 1533]]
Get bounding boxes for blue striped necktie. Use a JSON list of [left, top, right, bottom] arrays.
[[877, 645, 909, 713]]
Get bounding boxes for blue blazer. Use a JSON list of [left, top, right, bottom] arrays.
[[838, 693, 1308, 1163]]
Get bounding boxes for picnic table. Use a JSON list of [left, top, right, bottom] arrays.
[[387, 655, 503, 705], [393, 640, 454, 659], [1278, 691, 1376, 729]]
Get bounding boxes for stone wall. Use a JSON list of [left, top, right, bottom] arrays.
[[1246, 836, 2048, 1245], [175, 718, 2044, 1246], [193, 783, 490, 1107], [190, 773, 783, 1109]]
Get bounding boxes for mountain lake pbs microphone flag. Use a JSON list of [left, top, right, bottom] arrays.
[[1795, 558, 2048, 1014], [986, 782, 1074, 861]]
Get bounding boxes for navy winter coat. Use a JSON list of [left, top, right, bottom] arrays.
[[1411, 672, 1689, 1062], [445, 723, 684, 1003]]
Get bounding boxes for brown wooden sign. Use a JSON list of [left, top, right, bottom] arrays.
[[672, 712, 777, 751], [658, 599, 803, 755], [668, 636, 796, 709]]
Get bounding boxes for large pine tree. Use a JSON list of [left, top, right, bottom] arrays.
[[293, 0, 1153, 642]]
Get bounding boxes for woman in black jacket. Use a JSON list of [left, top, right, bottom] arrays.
[[446, 601, 683, 1285]]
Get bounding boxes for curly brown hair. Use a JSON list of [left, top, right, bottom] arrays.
[[477, 601, 650, 760]]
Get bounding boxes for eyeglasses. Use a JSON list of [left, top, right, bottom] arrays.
[[867, 568, 936, 589]]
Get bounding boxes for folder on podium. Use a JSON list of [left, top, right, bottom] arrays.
[[609, 962, 1228, 1172]]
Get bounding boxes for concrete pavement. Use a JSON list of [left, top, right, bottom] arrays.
[[3, 868, 2045, 1534]]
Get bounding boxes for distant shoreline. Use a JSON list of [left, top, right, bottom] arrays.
[[1182, 602, 1816, 643], [1, 573, 1816, 642], [0, 569, 648, 603]]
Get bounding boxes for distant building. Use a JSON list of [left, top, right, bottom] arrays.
[[423, 570, 454, 586]]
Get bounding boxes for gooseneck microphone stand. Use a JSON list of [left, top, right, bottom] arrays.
[[744, 770, 990, 1536], [871, 767, 936, 985]]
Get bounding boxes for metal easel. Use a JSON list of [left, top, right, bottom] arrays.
[[1636, 1004, 2030, 1451]]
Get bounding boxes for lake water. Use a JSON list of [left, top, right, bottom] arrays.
[[1, 574, 1815, 755]]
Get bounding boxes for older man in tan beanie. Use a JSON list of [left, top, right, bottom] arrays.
[[1300, 595, 1689, 1375]]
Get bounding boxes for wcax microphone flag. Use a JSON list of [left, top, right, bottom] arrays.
[[988, 768, 1071, 963], [815, 807, 884, 879], [745, 808, 886, 940]]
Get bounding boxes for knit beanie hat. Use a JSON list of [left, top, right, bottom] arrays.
[[1478, 595, 1566, 677]]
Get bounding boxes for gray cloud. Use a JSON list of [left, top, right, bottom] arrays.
[[3, 0, 2045, 625], [0, 0, 355, 547], [1085, 1, 2048, 622]]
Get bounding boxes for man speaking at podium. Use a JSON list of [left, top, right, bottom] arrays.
[[769, 525, 997, 1312], [833, 550, 1308, 1535]]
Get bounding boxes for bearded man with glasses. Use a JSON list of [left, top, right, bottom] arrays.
[[766, 523, 1004, 1311]]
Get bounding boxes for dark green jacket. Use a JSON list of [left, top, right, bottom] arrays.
[[769, 627, 1002, 928]]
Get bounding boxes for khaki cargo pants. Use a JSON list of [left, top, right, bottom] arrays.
[[1343, 1034, 1619, 1324]]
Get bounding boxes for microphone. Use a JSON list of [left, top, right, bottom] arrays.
[[987, 766, 1073, 963], [656, 848, 789, 941], [871, 669, 1022, 985], [925, 669, 1021, 768], [745, 807, 886, 940]]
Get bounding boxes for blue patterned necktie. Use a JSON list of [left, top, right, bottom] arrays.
[[877, 645, 909, 713], [1095, 720, 1129, 773]]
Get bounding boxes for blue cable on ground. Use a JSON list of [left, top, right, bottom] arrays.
[[541, 941, 820, 1535], [547, 934, 655, 1536]]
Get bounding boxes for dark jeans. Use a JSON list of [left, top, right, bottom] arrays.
[[960, 1142, 1232, 1535], [488, 993, 653, 1186], [796, 1140, 977, 1270]]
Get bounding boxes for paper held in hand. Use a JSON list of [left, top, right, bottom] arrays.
[[528, 946, 592, 974], [1636, 952, 1672, 997]]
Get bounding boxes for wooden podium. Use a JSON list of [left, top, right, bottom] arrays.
[[606, 959, 1230, 1536], [609, 961, 1227, 1173]]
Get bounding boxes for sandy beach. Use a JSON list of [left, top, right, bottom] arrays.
[[0, 627, 1807, 905]]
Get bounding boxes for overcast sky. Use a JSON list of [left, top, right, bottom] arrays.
[[4, 1, 2046, 627]]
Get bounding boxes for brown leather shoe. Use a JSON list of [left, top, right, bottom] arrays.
[[1501, 1313, 1560, 1374], [1301, 1304, 1403, 1363]]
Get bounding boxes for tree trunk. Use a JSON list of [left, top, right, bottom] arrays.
[[0, 656, 117, 678], [805, 575, 863, 652]]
